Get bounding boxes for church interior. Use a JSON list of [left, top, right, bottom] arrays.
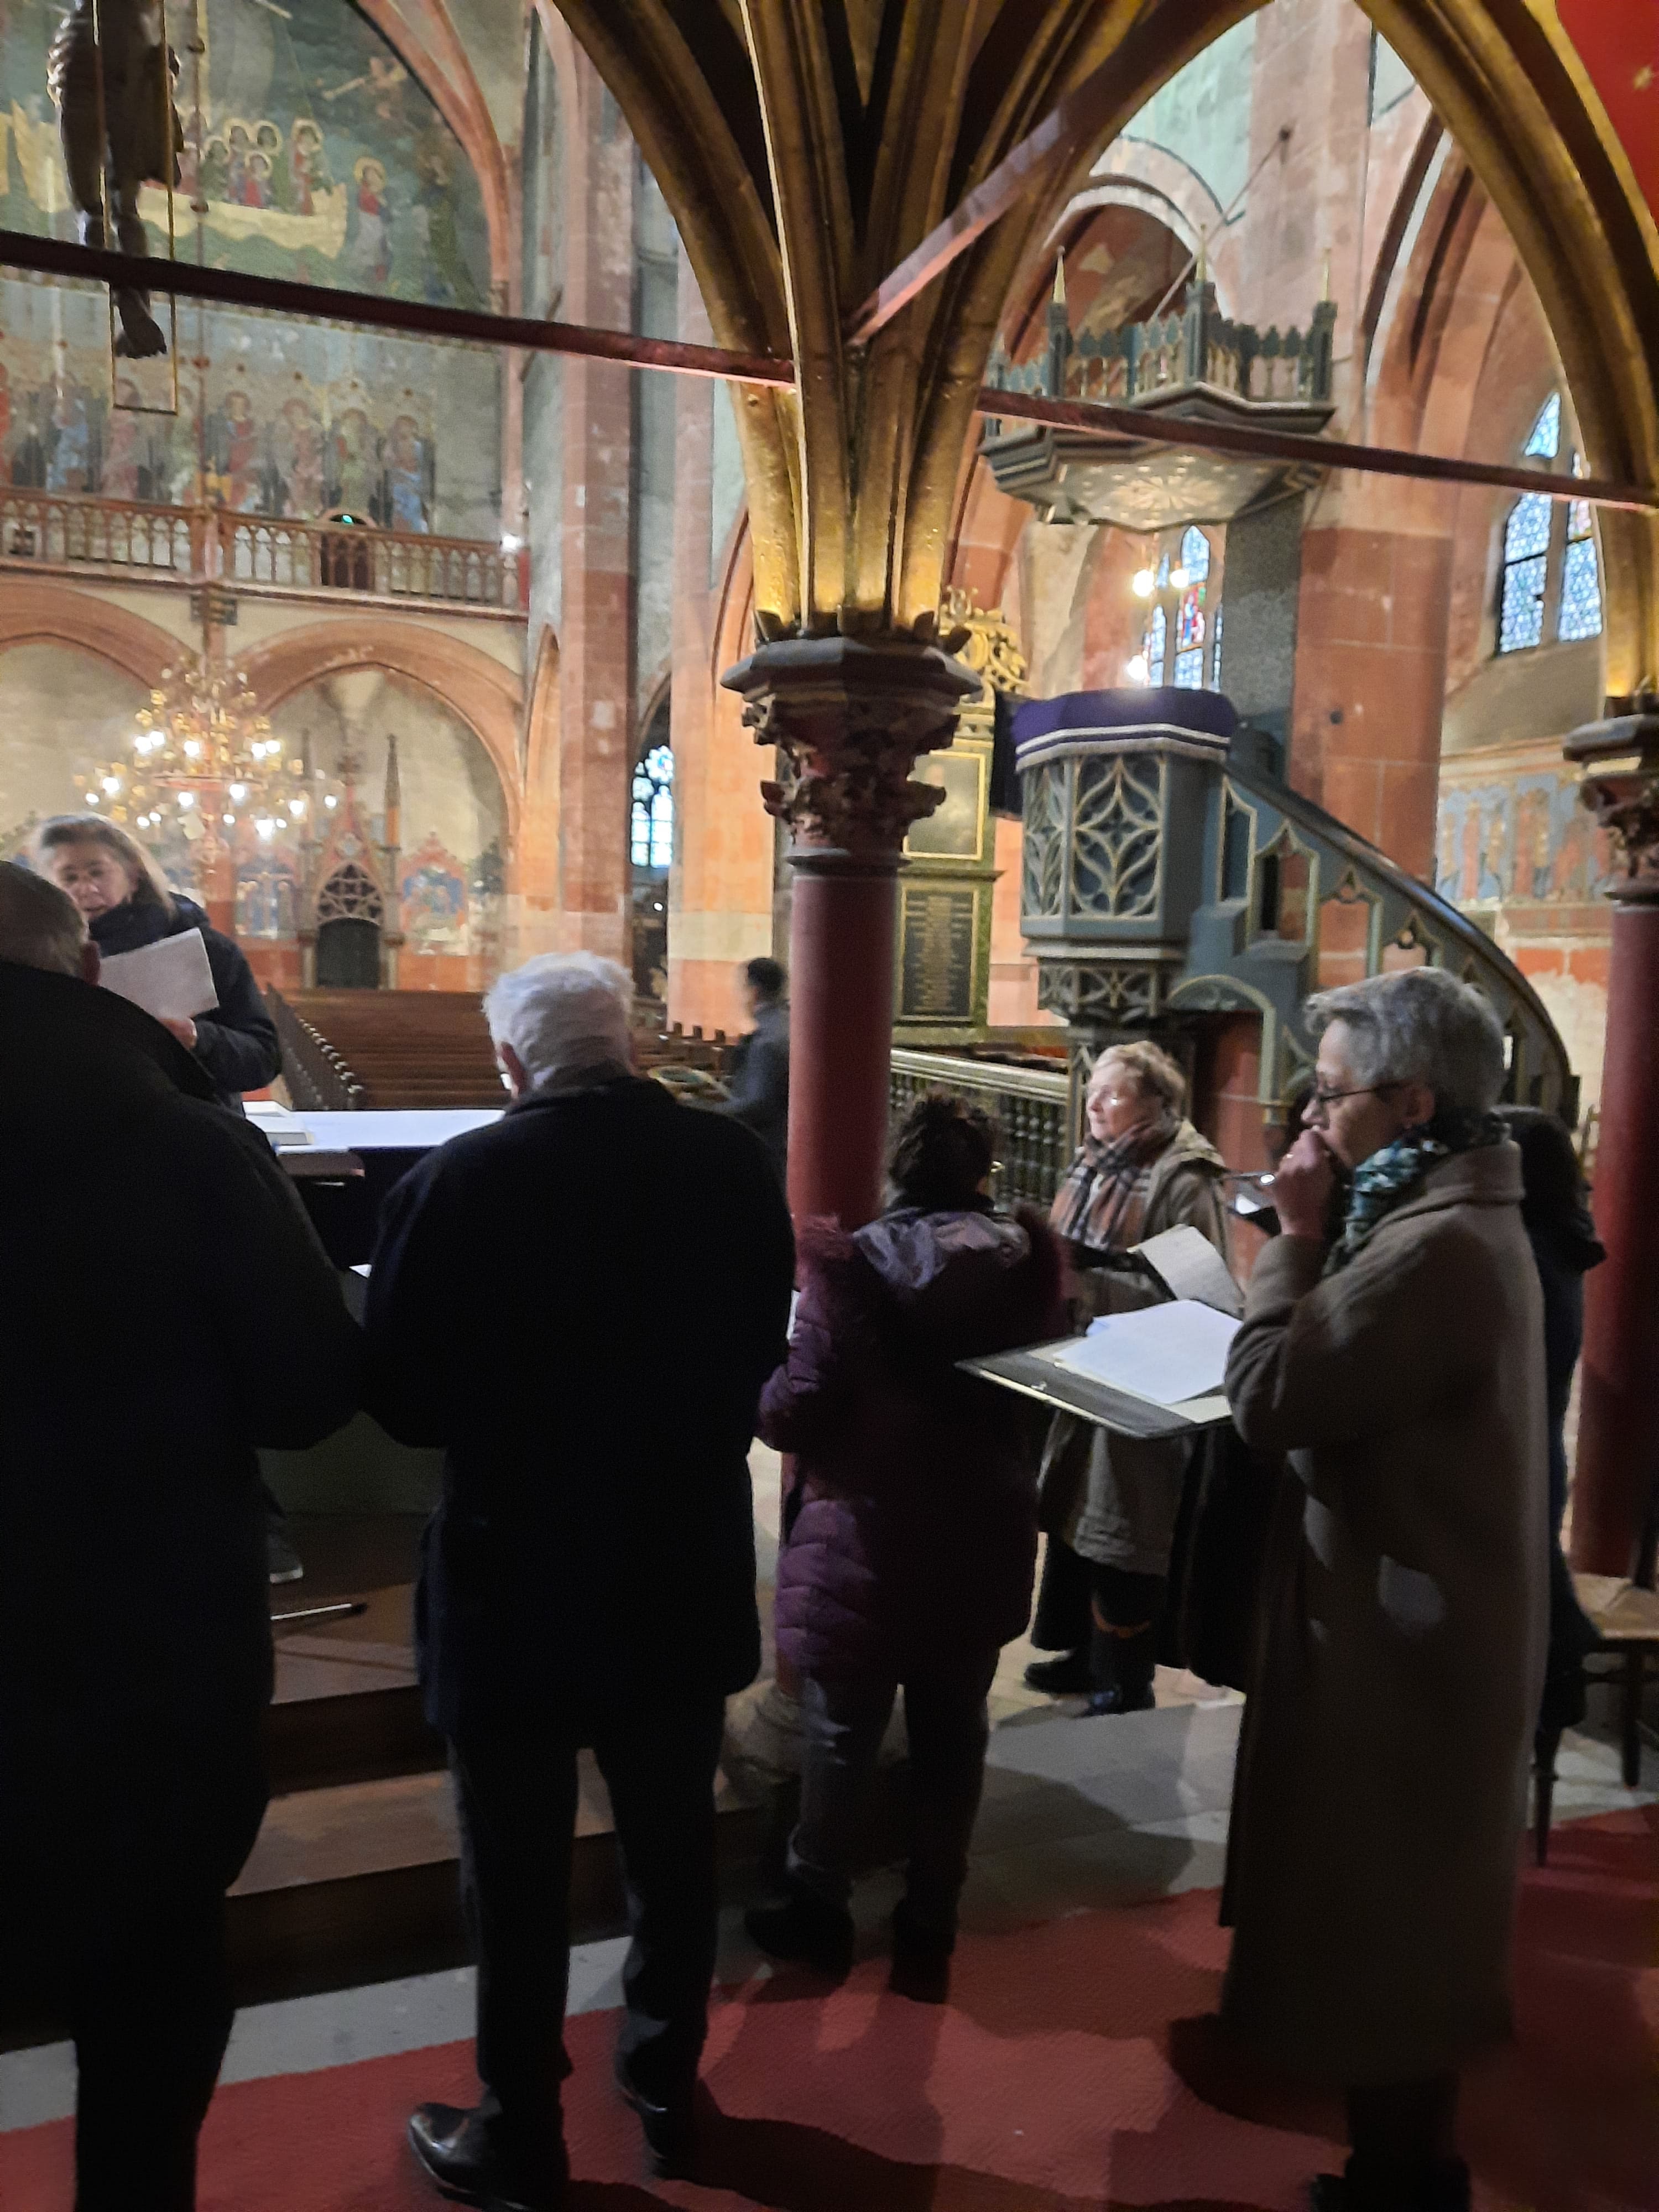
[[1, 0, 1657, 2206]]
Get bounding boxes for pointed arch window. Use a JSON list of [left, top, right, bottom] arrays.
[[1178, 526, 1211, 583], [630, 743, 674, 869], [1496, 394, 1602, 655]]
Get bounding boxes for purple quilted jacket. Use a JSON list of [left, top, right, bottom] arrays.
[[760, 1203, 1066, 1678]]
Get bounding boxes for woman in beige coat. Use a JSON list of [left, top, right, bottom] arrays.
[[1223, 967, 1548, 2212], [1027, 1040, 1230, 1714]]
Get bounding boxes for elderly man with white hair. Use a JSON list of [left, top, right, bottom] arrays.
[[365, 950, 794, 2209], [0, 862, 360, 2212], [1222, 966, 1548, 2212]]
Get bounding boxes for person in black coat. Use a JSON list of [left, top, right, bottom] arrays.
[[37, 813, 281, 1108], [365, 951, 794, 2208], [0, 862, 361, 2212], [721, 954, 789, 1183]]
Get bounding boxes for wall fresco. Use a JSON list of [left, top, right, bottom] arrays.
[[0, 276, 499, 536], [1435, 763, 1616, 908], [0, 0, 489, 306]]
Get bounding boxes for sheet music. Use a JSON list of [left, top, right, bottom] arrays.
[[1130, 1225, 1244, 1318], [97, 928, 219, 1024], [1047, 1298, 1240, 1407]]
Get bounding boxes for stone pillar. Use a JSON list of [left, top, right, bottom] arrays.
[[1564, 705, 1659, 1578], [721, 635, 979, 1229]]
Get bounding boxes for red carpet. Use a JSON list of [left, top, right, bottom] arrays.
[[3, 1808, 1653, 2211]]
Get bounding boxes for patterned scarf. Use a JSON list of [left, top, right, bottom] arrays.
[[1049, 1117, 1176, 1256], [1326, 1109, 1509, 1274]]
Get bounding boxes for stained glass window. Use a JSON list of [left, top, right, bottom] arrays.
[[1145, 606, 1167, 682], [1176, 589, 1206, 651], [1524, 393, 1561, 460], [1211, 600, 1224, 689], [1558, 500, 1603, 641], [1178, 526, 1211, 583], [1155, 552, 1170, 589], [630, 743, 674, 869], [1498, 493, 1551, 654], [1172, 649, 1204, 689]]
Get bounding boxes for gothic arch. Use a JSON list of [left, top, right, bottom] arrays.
[[237, 622, 522, 846], [0, 583, 181, 690]]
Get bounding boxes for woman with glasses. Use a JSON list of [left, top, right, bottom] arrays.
[[1026, 1040, 1231, 1715], [1222, 967, 1547, 2212]]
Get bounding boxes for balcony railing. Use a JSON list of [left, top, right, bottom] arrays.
[[0, 489, 523, 615], [889, 1046, 1071, 1209]]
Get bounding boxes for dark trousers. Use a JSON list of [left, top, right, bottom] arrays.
[[1346, 2075, 1464, 2208], [787, 1649, 1000, 1936], [450, 1687, 727, 2139], [1032, 1535, 1164, 1678], [1, 1731, 267, 2212]]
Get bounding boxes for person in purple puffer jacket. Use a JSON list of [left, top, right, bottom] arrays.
[[744, 1092, 1065, 1996]]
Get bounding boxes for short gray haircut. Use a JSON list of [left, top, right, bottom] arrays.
[[1306, 967, 1506, 1115], [0, 860, 88, 978], [483, 951, 633, 1088]]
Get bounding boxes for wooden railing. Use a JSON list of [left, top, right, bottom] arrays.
[[0, 488, 523, 614], [890, 1046, 1071, 1209]]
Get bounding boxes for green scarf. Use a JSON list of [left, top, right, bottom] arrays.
[[1326, 1109, 1508, 1274]]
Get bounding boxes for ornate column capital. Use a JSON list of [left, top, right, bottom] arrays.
[[720, 633, 979, 865], [1565, 698, 1659, 901]]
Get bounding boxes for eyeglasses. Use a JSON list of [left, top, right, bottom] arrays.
[[1304, 1080, 1403, 1117]]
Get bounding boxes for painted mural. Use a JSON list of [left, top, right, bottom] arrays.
[[1435, 761, 1617, 909], [0, 277, 498, 535], [0, 2, 500, 535], [400, 831, 469, 951], [0, 0, 489, 306]]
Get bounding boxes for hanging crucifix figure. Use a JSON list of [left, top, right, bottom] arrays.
[[49, 0, 182, 359]]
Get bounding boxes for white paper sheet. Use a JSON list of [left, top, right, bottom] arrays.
[[97, 928, 219, 1023], [1131, 1225, 1244, 1318], [1048, 1298, 1240, 1408]]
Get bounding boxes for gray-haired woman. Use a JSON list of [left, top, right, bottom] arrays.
[[1027, 1039, 1230, 1715], [1222, 967, 1548, 2212]]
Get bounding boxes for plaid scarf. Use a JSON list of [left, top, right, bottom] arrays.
[[1049, 1117, 1176, 1255], [1326, 1109, 1509, 1274]]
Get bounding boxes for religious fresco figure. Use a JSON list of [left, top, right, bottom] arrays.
[[288, 117, 329, 215], [330, 405, 379, 515], [270, 388, 325, 518], [44, 377, 94, 492], [1514, 784, 1553, 901], [1436, 802, 1460, 902], [243, 149, 274, 210], [101, 377, 144, 499], [1552, 807, 1592, 899], [346, 156, 393, 286], [400, 833, 469, 950], [1478, 795, 1510, 902], [198, 133, 230, 204], [225, 121, 252, 205], [1458, 800, 1482, 902], [49, 0, 182, 358], [207, 385, 261, 510], [384, 412, 430, 533]]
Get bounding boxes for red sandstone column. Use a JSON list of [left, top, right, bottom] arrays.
[[1565, 709, 1659, 1578], [721, 634, 979, 1229]]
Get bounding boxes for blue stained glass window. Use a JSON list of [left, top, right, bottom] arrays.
[[1505, 493, 1551, 562], [1497, 492, 1551, 655], [1558, 509, 1603, 641], [1211, 600, 1224, 688], [1176, 590, 1205, 651], [1156, 552, 1170, 588], [1524, 393, 1561, 459], [1145, 606, 1167, 681], [1172, 649, 1204, 689], [630, 743, 674, 869], [1178, 526, 1211, 582]]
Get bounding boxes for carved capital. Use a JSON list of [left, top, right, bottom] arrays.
[[1564, 705, 1659, 900], [721, 634, 979, 860]]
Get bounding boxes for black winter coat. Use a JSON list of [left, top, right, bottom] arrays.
[[723, 1000, 789, 1182], [91, 891, 281, 1107], [0, 959, 361, 1776], [364, 1074, 796, 1739]]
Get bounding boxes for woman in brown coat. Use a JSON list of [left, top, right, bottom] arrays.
[[1026, 1040, 1231, 1714], [1223, 967, 1548, 2212]]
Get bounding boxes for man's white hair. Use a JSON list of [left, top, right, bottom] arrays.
[[483, 951, 634, 1088], [0, 861, 88, 978]]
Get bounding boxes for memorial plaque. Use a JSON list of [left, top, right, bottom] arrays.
[[899, 885, 978, 1021], [905, 750, 986, 860]]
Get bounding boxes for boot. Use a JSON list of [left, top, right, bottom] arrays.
[[1023, 1648, 1092, 1695], [1083, 1624, 1157, 1716], [744, 1881, 854, 1977]]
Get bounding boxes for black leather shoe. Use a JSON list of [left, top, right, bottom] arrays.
[[407, 2102, 567, 2209], [613, 2052, 696, 2178], [1022, 1650, 1092, 1695], [745, 1886, 855, 1976], [889, 1898, 954, 2004], [1083, 1680, 1157, 1716]]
